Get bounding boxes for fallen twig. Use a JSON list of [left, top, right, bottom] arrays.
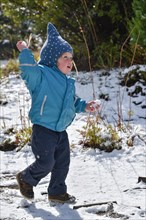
[[123, 187, 146, 192], [73, 201, 117, 210]]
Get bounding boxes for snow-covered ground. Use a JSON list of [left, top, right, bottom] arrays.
[[0, 65, 146, 219]]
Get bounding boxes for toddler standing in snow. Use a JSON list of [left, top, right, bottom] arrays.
[[16, 22, 100, 204]]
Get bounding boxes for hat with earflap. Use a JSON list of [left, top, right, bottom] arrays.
[[38, 22, 73, 67]]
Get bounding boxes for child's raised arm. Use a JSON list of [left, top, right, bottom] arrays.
[[16, 41, 42, 94]]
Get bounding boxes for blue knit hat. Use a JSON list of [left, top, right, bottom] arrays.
[[38, 22, 73, 67]]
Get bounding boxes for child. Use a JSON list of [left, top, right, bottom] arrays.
[[16, 22, 100, 204]]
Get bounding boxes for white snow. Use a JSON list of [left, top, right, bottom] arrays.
[[0, 65, 146, 220]]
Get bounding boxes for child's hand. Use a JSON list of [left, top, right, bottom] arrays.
[[16, 41, 28, 51], [85, 100, 101, 112]]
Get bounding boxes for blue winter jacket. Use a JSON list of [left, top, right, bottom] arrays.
[[19, 49, 87, 132]]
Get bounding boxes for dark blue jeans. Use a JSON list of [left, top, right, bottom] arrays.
[[21, 124, 70, 196]]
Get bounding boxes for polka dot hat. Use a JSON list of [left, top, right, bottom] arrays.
[[38, 22, 73, 67]]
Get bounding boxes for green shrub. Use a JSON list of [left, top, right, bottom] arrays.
[[0, 59, 19, 78], [0, 126, 32, 152], [120, 66, 146, 87], [128, 0, 146, 49], [78, 116, 122, 152], [93, 42, 120, 69]]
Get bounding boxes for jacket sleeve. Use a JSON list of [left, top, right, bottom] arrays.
[[74, 95, 87, 113], [19, 49, 42, 93]]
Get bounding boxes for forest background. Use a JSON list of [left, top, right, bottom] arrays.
[[0, 0, 146, 71]]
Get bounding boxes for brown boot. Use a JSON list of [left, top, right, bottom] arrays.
[[49, 193, 76, 204], [16, 172, 34, 200]]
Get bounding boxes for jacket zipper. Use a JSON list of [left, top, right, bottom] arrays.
[[40, 95, 47, 115]]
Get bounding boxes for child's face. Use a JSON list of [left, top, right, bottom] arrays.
[[57, 52, 73, 74]]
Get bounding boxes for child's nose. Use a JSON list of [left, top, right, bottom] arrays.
[[68, 58, 73, 63]]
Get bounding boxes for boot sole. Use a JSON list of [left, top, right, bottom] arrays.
[[49, 198, 76, 205]]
